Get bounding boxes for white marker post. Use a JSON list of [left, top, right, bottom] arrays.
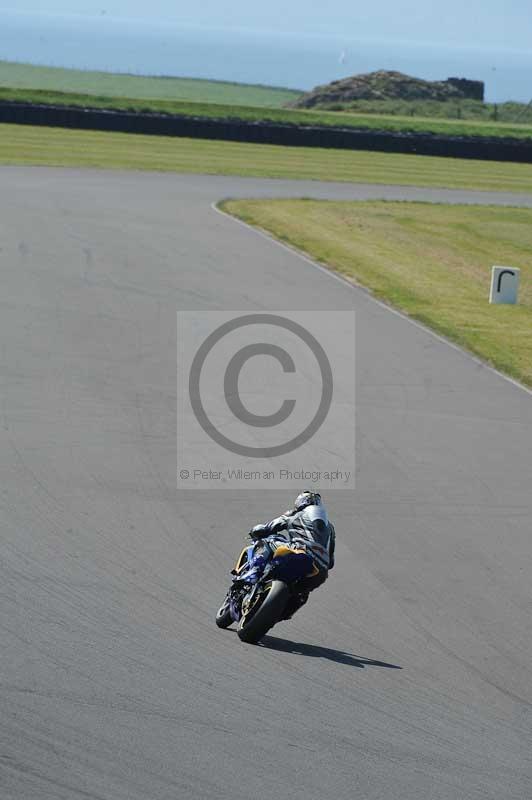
[[489, 266, 520, 304]]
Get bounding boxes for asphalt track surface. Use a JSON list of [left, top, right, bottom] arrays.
[[1, 167, 531, 800]]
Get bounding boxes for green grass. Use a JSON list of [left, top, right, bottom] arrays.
[[3, 123, 532, 194], [222, 199, 532, 387], [0, 60, 301, 107], [3, 84, 532, 141], [302, 98, 532, 125]]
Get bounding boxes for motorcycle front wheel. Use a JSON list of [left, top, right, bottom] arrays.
[[237, 580, 289, 644], [215, 596, 233, 628]]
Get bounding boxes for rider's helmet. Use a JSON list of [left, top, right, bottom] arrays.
[[293, 491, 322, 512]]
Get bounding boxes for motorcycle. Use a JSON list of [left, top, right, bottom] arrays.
[[215, 538, 319, 644]]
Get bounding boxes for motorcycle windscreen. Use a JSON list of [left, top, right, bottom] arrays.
[[270, 550, 315, 582]]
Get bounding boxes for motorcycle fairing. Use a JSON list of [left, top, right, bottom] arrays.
[[227, 539, 317, 623]]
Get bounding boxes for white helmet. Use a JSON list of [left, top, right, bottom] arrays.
[[293, 491, 321, 512]]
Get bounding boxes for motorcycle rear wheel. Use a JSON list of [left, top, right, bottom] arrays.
[[237, 580, 289, 644]]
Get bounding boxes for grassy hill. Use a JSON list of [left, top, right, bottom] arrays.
[[1, 61, 532, 140], [291, 69, 532, 125], [0, 61, 301, 108]]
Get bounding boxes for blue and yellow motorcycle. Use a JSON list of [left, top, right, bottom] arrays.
[[215, 538, 318, 644]]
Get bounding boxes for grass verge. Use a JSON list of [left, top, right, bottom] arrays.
[[3, 124, 532, 194], [299, 98, 532, 126], [221, 199, 532, 387]]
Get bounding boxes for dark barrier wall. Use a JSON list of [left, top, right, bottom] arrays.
[[2, 101, 532, 163]]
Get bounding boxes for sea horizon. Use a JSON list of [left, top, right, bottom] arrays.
[[1, 10, 531, 103]]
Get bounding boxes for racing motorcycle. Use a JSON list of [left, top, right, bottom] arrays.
[[215, 538, 319, 644]]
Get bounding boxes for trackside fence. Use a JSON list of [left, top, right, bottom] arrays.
[[2, 101, 532, 163]]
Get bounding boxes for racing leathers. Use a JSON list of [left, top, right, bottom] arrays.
[[249, 501, 335, 617]]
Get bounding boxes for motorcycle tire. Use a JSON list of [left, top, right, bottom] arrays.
[[215, 597, 233, 629], [237, 580, 289, 644]]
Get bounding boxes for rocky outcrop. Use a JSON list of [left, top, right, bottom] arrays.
[[445, 77, 484, 101], [292, 70, 485, 108]]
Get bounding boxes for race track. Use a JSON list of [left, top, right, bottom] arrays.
[[1, 167, 531, 799]]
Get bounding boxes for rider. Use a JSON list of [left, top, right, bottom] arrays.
[[248, 491, 335, 619]]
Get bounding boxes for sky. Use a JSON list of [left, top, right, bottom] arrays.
[[3, 1, 532, 53]]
